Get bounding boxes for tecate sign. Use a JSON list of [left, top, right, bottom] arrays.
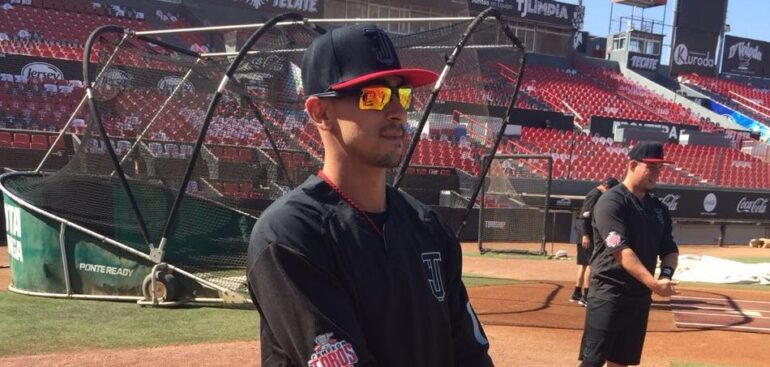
[[673, 44, 715, 67], [659, 194, 680, 211], [736, 197, 768, 214], [629, 55, 658, 71]]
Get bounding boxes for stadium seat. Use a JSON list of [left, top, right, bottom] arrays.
[[13, 133, 30, 144], [48, 135, 66, 150]]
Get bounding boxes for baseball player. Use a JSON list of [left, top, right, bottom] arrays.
[[570, 176, 619, 307], [578, 141, 679, 367], [246, 24, 493, 367]]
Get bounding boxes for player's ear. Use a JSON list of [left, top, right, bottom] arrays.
[[305, 96, 334, 132], [628, 160, 638, 172]]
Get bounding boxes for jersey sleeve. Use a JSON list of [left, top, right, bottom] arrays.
[[247, 223, 378, 366], [658, 204, 679, 257], [580, 189, 601, 237], [433, 215, 494, 367], [593, 193, 630, 255]]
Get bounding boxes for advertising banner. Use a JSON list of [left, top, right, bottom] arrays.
[[232, 0, 324, 17], [721, 35, 766, 77], [627, 51, 660, 72], [706, 100, 770, 141], [468, 0, 585, 29], [670, 27, 719, 76], [588, 116, 698, 142], [653, 188, 770, 221], [0, 54, 84, 81]]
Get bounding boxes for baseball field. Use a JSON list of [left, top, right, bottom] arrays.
[[1, 243, 768, 367]]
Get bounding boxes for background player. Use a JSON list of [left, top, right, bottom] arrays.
[[570, 176, 619, 307]]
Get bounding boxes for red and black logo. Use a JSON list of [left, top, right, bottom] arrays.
[[308, 332, 359, 367]]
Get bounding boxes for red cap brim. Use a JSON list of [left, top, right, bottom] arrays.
[[640, 158, 674, 164], [330, 68, 439, 90]]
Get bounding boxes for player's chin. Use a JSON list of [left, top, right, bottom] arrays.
[[646, 178, 658, 190], [374, 151, 403, 168]]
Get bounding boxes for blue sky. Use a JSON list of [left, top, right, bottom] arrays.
[[561, 0, 770, 64]]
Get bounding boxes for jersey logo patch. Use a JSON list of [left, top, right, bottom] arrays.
[[605, 231, 622, 248], [308, 332, 358, 367], [421, 252, 446, 302]]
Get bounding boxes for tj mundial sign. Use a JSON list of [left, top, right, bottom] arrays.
[[468, 0, 585, 29]]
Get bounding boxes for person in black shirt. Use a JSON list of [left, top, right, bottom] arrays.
[[570, 176, 619, 306], [578, 142, 679, 367], [246, 24, 493, 367]]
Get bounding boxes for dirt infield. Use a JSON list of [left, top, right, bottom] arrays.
[[1, 243, 769, 366], [671, 292, 770, 334], [0, 249, 8, 292]]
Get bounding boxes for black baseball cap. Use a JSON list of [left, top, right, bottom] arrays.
[[602, 177, 620, 188], [627, 141, 674, 164], [301, 23, 438, 96]]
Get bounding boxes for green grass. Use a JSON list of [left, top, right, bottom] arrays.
[[725, 256, 770, 264], [0, 292, 258, 357], [671, 362, 741, 367], [463, 251, 550, 260], [0, 275, 517, 357], [462, 274, 523, 287], [678, 281, 770, 292]]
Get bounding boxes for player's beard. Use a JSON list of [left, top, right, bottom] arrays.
[[372, 124, 405, 168]]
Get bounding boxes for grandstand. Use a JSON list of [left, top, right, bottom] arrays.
[[0, 1, 767, 193], [1, 0, 770, 303]]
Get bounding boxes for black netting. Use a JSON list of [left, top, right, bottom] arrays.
[[4, 18, 525, 298]]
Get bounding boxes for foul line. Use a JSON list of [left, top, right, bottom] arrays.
[[675, 321, 770, 333], [672, 295, 770, 305], [673, 310, 767, 319]]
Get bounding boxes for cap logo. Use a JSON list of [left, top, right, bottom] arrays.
[[365, 28, 396, 66]]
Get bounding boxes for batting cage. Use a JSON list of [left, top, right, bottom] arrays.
[[476, 154, 553, 255], [0, 9, 529, 305]]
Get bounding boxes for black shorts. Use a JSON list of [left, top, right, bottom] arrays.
[[576, 242, 593, 266], [578, 297, 652, 366]]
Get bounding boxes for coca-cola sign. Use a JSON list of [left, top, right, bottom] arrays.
[[651, 188, 770, 220], [659, 194, 680, 211], [736, 197, 768, 214]]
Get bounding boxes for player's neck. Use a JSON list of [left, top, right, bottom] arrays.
[[622, 179, 646, 200], [321, 161, 387, 213]]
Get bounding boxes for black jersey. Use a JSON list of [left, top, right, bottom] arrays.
[[579, 187, 603, 241], [589, 184, 679, 302], [247, 175, 493, 367]]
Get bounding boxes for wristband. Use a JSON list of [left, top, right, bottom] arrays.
[[659, 266, 675, 280]]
